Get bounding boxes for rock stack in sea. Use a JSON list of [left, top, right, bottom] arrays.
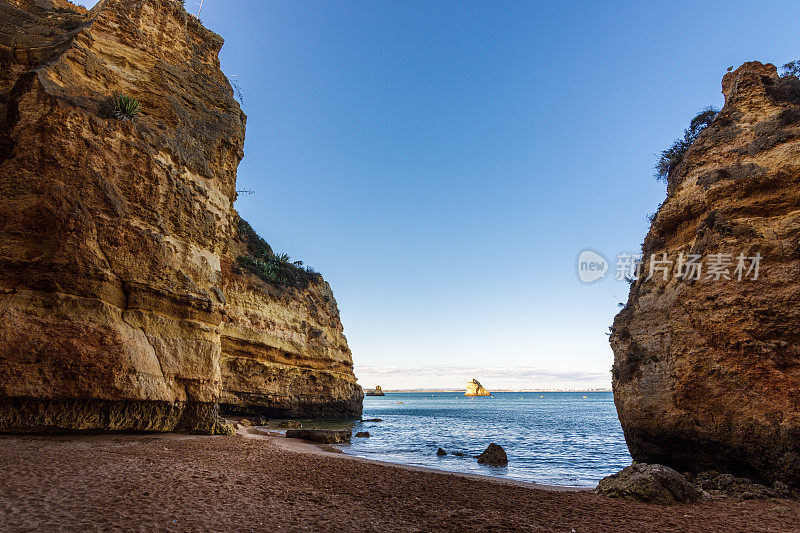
[[0, 0, 362, 433], [610, 61, 800, 488], [365, 385, 385, 397], [464, 379, 491, 396]]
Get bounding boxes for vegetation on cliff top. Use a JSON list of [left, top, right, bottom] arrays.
[[653, 61, 799, 186], [781, 60, 800, 77], [235, 217, 321, 289], [654, 106, 718, 184]]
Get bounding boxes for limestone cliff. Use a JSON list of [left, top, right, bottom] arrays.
[[218, 216, 363, 418], [0, 0, 361, 432], [610, 62, 800, 486]]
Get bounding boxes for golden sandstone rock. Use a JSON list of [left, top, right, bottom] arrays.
[[365, 385, 385, 396], [0, 0, 361, 433], [464, 379, 490, 396], [611, 62, 800, 487]]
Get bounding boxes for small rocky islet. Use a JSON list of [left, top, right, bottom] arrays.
[[464, 379, 491, 397]]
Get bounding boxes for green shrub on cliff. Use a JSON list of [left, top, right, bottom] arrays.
[[99, 94, 141, 121], [654, 106, 718, 183], [235, 216, 321, 289], [781, 60, 800, 77], [236, 254, 320, 289]]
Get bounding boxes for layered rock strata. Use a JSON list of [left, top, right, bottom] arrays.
[[218, 218, 363, 419], [0, 0, 361, 432]]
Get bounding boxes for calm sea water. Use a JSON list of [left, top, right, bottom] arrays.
[[338, 391, 631, 487]]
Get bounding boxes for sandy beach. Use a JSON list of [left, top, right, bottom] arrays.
[[1, 432, 798, 532]]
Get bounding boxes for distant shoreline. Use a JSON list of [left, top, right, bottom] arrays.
[[365, 389, 613, 393]]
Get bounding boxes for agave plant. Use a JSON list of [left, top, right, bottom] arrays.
[[114, 95, 141, 120], [99, 93, 141, 121]]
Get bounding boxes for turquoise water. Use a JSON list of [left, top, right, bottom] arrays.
[[339, 391, 631, 487]]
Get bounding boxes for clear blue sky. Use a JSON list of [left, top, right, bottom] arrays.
[[77, 0, 799, 389]]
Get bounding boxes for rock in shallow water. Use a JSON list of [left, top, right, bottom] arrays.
[[278, 420, 302, 429], [596, 464, 704, 504], [285, 429, 352, 444], [477, 443, 508, 466], [355, 431, 370, 438]]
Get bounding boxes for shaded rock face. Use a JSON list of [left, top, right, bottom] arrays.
[[610, 62, 800, 486], [0, 0, 361, 432], [477, 443, 508, 466], [596, 464, 703, 505], [692, 470, 792, 500]]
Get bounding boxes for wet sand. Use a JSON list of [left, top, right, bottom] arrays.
[[1, 432, 798, 532]]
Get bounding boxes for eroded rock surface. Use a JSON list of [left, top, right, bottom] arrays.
[[611, 61, 800, 486], [219, 221, 362, 419], [0, 0, 361, 432], [596, 464, 704, 505], [285, 429, 352, 444]]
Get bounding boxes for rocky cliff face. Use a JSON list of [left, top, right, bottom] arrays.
[[218, 217, 363, 418], [0, 0, 361, 432], [611, 62, 800, 486]]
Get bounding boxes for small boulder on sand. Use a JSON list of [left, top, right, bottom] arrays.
[[278, 420, 302, 429], [477, 443, 508, 466], [239, 419, 252, 427], [285, 429, 352, 444], [596, 463, 704, 504]]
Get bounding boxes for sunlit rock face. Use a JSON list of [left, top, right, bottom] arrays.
[[465, 379, 490, 396], [611, 62, 800, 487], [218, 218, 363, 419], [0, 0, 361, 432]]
